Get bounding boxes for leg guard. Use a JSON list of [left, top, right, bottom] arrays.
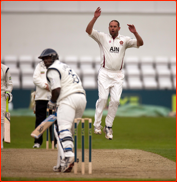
[[59, 125, 74, 158]]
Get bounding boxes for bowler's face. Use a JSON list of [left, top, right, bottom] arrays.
[[109, 21, 120, 38]]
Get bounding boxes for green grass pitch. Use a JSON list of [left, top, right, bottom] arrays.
[[2, 115, 176, 181]]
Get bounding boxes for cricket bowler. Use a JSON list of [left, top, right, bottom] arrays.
[[86, 7, 144, 139]]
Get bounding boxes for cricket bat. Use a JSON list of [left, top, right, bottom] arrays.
[[31, 113, 57, 139], [4, 98, 11, 143]]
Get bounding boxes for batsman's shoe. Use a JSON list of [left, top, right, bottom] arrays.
[[61, 156, 74, 173], [103, 126, 113, 140], [33, 143, 41, 148], [94, 125, 103, 134], [53, 158, 79, 173], [53, 165, 73, 173], [53, 166, 61, 172]]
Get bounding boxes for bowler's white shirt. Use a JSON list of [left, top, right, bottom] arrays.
[[90, 29, 139, 71]]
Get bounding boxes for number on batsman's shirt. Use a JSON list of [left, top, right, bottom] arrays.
[[47, 60, 85, 103]]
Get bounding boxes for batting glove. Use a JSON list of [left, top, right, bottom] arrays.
[[47, 100, 57, 111], [5, 92, 13, 103]]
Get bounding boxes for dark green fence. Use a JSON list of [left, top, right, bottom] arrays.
[[12, 89, 176, 111]]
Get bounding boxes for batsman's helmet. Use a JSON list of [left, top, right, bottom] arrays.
[[38, 48, 59, 61]]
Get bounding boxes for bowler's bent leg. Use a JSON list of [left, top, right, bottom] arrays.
[[106, 83, 123, 127], [94, 82, 109, 128]]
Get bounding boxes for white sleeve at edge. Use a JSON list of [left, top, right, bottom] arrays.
[[33, 63, 46, 88]]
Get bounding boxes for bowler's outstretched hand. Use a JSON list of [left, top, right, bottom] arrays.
[[94, 7, 101, 18], [127, 24, 137, 34]]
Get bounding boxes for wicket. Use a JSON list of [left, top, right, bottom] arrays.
[[74, 118, 92, 174], [46, 108, 54, 149]]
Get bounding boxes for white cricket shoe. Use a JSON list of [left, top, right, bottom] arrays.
[[103, 126, 113, 140], [33, 143, 41, 148], [61, 156, 74, 173], [94, 125, 103, 134], [53, 158, 79, 172]]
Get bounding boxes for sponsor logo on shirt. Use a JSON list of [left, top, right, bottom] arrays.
[[9, 76, 11, 80], [109, 40, 111, 43], [41, 71, 45, 74], [110, 46, 119, 53]]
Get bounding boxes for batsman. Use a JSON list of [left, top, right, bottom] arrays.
[[1, 63, 13, 149], [38, 48, 87, 173]]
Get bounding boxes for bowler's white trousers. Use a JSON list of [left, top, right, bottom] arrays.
[[57, 93, 86, 158], [94, 67, 124, 128]]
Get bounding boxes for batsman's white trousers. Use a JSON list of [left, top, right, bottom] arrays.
[[94, 67, 124, 128], [57, 93, 86, 157], [1, 94, 6, 149]]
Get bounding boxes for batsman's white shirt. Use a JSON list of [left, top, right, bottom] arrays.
[[47, 60, 85, 104], [90, 29, 138, 71]]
